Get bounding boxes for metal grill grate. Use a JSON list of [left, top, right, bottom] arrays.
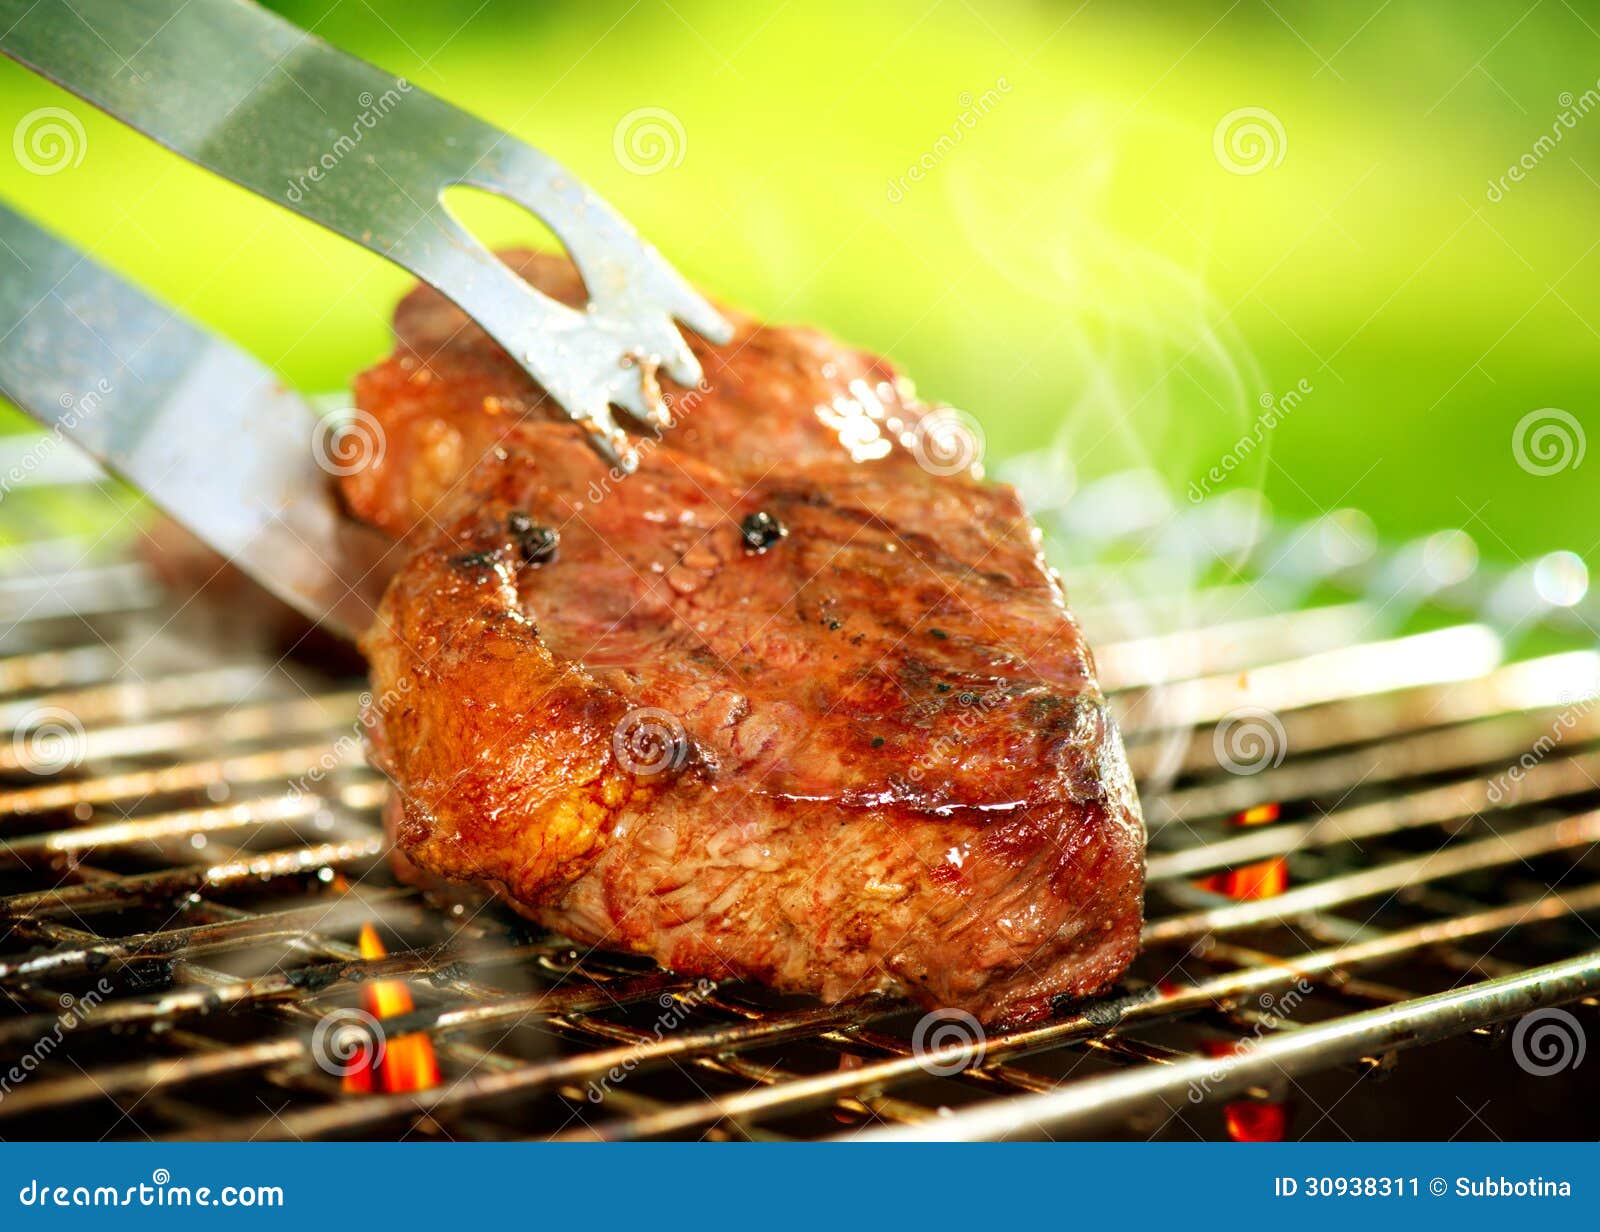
[[1, 458, 1597, 1141]]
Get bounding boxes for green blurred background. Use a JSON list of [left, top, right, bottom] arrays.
[[1, 0, 1596, 566]]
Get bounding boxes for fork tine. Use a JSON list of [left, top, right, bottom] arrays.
[[472, 142, 730, 392]]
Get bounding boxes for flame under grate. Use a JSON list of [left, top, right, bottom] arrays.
[[1, 470, 1597, 1141]]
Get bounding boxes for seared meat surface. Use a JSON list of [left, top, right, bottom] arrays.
[[348, 251, 1144, 1024]]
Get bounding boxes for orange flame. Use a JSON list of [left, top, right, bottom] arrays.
[[1233, 802, 1280, 827], [1197, 804, 1290, 1141], [1194, 803, 1287, 900], [1197, 859, 1288, 900], [1202, 1040, 1290, 1141], [341, 922, 441, 1094], [1224, 1100, 1289, 1142]]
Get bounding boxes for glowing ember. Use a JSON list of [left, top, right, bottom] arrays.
[[1194, 804, 1291, 1141], [1234, 802, 1280, 827], [1223, 1100, 1289, 1142], [341, 922, 441, 1095], [1202, 1041, 1291, 1142], [1197, 858, 1288, 900], [1195, 803, 1287, 900]]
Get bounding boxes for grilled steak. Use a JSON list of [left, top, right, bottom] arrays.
[[347, 251, 1144, 1024]]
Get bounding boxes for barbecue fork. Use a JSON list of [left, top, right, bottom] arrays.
[[0, 0, 730, 636]]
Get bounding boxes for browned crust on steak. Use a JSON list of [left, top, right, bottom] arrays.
[[352, 251, 1145, 1024]]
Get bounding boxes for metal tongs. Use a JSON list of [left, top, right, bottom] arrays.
[[0, 0, 729, 638]]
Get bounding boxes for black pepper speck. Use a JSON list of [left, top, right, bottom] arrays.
[[508, 512, 559, 565], [739, 510, 787, 552]]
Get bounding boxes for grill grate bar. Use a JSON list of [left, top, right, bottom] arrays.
[[0, 872, 680, 1133], [0, 666, 316, 728], [1146, 747, 1600, 880], [3, 515, 1599, 1140], [0, 890, 415, 984], [162, 1000, 896, 1142], [1129, 648, 1600, 781], [0, 836, 385, 915], [80, 876, 1592, 1143], [2, 776, 386, 850], [1094, 602, 1375, 691], [1144, 812, 1600, 943], [1, 692, 363, 774], [1115, 624, 1502, 736], [5, 797, 1591, 1047], [563, 885, 1600, 1142], [0, 746, 381, 818], [856, 950, 1600, 1141], [1146, 713, 1599, 830]]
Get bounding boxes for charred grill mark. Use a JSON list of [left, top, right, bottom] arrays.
[[758, 485, 1024, 590], [895, 656, 1051, 705]]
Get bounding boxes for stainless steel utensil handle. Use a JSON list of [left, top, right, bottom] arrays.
[[0, 202, 394, 640], [0, 0, 730, 469]]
